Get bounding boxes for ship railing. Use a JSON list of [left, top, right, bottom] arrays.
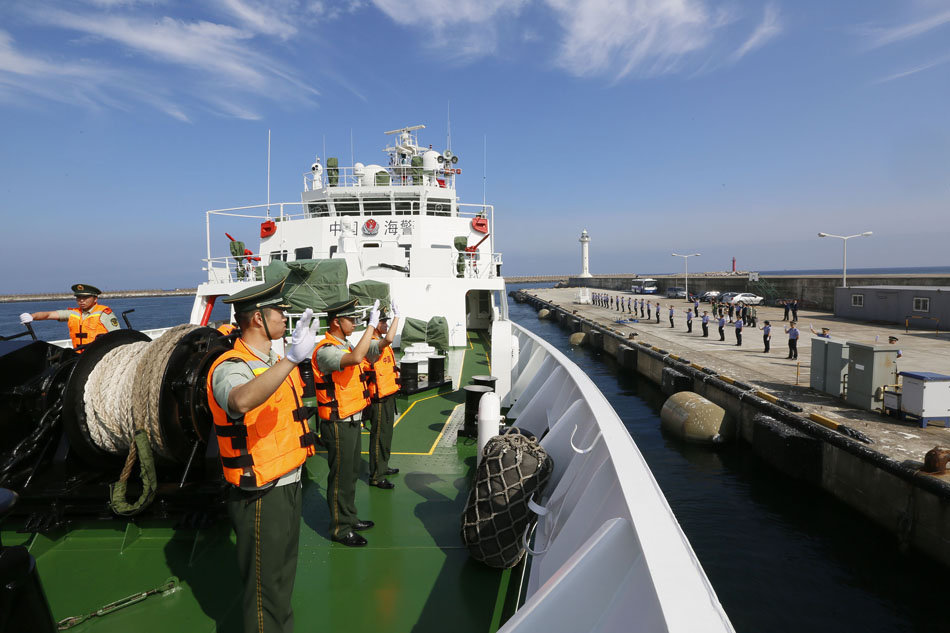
[[460, 251, 503, 279], [204, 203, 306, 279], [498, 322, 734, 632], [303, 166, 458, 191]]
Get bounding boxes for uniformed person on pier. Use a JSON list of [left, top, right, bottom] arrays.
[[206, 276, 322, 633], [312, 297, 382, 547], [361, 303, 401, 489], [20, 283, 119, 351]]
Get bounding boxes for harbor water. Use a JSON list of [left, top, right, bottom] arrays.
[[1, 290, 948, 632]]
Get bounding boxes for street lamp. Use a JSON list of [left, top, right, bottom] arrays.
[[671, 253, 701, 300], [817, 232, 873, 288]]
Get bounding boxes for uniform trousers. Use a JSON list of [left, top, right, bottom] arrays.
[[788, 339, 798, 359], [367, 394, 396, 483], [229, 480, 302, 633], [686, 320, 692, 333], [702, 323, 709, 337], [719, 326, 725, 341], [320, 418, 362, 539], [763, 336, 770, 353], [735, 329, 742, 345]]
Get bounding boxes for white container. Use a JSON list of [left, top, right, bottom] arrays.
[[899, 371, 950, 426]]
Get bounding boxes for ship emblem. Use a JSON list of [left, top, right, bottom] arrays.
[[362, 219, 379, 236]]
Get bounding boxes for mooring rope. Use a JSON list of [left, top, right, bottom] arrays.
[[81, 324, 201, 515]]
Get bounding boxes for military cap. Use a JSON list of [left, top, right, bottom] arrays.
[[326, 297, 361, 320], [366, 306, 389, 322], [888, 336, 899, 342], [223, 276, 290, 313], [72, 283, 101, 297]]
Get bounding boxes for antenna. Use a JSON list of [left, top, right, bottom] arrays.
[[267, 129, 271, 218], [446, 101, 452, 152], [482, 134, 487, 209], [350, 129, 354, 167]]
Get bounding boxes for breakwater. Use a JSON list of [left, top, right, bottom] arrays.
[[569, 274, 950, 311], [0, 288, 197, 303]]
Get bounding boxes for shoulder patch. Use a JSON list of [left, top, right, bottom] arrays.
[[103, 307, 113, 314], [111, 317, 119, 327]]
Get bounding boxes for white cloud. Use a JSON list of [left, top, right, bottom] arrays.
[[372, 0, 527, 28], [860, 8, 950, 49], [731, 2, 781, 61], [214, 0, 299, 38], [871, 54, 950, 84]]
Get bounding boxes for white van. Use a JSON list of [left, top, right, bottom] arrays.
[[631, 278, 658, 294]]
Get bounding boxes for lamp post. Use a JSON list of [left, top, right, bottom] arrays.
[[817, 232, 873, 287], [671, 253, 701, 300]]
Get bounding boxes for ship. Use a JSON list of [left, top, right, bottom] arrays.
[[0, 125, 734, 632]]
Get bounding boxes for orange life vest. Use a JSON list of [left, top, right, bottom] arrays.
[[67, 304, 113, 350], [361, 335, 400, 400], [312, 333, 371, 420], [206, 339, 318, 489], [217, 323, 236, 336]]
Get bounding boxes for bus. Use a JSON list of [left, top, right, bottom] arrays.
[[631, 278, 658, 294]]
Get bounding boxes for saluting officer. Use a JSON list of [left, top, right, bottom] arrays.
[[361, 303, 401, 489], [20, 283, 120, 351], [206, 276, 321, 633], [312, 298, 382, 547]]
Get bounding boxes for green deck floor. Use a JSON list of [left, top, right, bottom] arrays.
[[4, 331, 509, 632]]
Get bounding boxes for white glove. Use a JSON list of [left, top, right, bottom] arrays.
[[390, 300, 400, 319], [368, 299, 381, 329], [20, 312, 33, 324], [285, 309, 319, 364]]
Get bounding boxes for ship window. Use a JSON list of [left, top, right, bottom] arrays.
[[269, 250, 287, 262], [295, 247, 313, 260], [913, 297, 930, 312], [364, 198, 392, 214], [426, 199, 451, 216], [363, 242, 380, 248], [307, 203, 329, 217], [851, 294, 864, 308], [333, 198, 360, 216], [394, 200, 414, 215]]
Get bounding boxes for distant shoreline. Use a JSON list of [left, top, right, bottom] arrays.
[[0, 289, 197, 303]]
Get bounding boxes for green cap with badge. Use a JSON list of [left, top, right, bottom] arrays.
[[72, 283, 101, 297], [223, 276, 291, 313], [325, 297, 361, 320], [365, 306, 389, 323]]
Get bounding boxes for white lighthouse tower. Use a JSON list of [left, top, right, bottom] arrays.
[[579, 229, 592, 278]]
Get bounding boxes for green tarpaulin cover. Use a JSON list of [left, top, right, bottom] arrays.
[[348, 280, 391, 310], [264, 259, 348, 312], [400, 316, 449, 351]]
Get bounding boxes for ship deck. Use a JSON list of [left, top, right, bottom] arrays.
[[2, 331, 511, 632]]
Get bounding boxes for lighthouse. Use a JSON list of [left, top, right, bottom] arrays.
[[579, 229, 592, 278]]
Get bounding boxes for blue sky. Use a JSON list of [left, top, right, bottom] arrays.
[[1, 0, 948, 292]]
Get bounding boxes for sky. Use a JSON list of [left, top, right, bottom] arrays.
[[1, 0, 948, 292]]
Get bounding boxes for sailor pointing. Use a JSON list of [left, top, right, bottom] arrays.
[[20, 283, 119, 352]]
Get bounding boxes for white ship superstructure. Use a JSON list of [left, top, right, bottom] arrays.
[[189, 125, 504, 347]]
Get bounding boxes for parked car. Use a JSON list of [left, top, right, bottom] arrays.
[[666, 286, 687, 298], [718, 292, 739, 304], [700, 290, 720, 302], [725, 292, 764, 305]]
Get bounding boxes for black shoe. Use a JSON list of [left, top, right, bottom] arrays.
[[333, 531, 367, 547], [370, 479, 395, 490], [354, 520, 374, 531], [385, 467, 400, 475]]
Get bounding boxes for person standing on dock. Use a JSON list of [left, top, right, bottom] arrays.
[[727, 302, 735, 323], [701, 311, 710, 337], [782, 300, 790, 321], [694, 298, 700, 314], [810, 325, 831, 339], [734, 317, 744, 346], [785, 321, 800, 359], [206, 277, 321, 633], [760, 320, 771, 353], [313, 298, 382, 547], [19, 283, 120, 352], [718, 314, 726, 341], [655, 301, 661, 323], [362, 303, 401, 490], [669, 305, 675, 328], [888, 336, 902, 358], [791, 299, 799, 321], [640, 298, 645, 318], [685, 309, 693, 333], [646, 300, 652, 321]]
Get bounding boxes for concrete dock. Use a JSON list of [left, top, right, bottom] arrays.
[[517, 287, 950, 566], [530, 287, 950, 463]]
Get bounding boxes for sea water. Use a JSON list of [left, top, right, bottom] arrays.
[[0, 290, 947, 632]]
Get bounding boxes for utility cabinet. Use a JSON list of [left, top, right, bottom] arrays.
[[899, 371, 950, 427], [810, 339, 849, 397], [845, 343, 898, 411]]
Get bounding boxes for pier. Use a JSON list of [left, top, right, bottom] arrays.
[[515, 287, 950, 567]]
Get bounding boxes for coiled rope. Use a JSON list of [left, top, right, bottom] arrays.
[[82, 324, 201, 515]]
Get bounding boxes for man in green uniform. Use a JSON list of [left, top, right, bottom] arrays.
[[313, 297, 381, 547], [208, 277, 321, 633], [363, 303, 400, 489]]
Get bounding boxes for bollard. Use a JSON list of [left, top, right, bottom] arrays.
[[462, 385, 493, 437], [476, 392, 502, 466]]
